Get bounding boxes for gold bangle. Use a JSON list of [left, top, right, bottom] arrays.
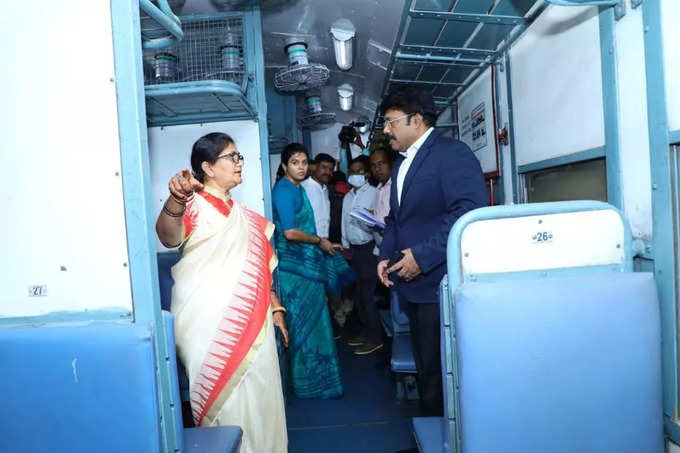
[[272, 307, 286, 315]]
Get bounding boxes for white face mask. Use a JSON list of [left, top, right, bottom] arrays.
[[348, 174, 366, 188]]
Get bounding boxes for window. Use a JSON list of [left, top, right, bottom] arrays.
[[524, 158, 607, 203]]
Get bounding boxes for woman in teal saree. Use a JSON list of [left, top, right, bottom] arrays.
[[272, 143, 344, 399]]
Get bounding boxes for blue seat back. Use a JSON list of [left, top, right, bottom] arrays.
[[439, 201, 662, 453], [157, 252, 191, 401], [455, 272, 662, 452], [390, 290, 410, 333], [157, 251, 181, 312], [0, 323, 161, 453]]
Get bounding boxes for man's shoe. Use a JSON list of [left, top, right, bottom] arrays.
[[347, 336, 365, 346], [354, 342, 384, 355]]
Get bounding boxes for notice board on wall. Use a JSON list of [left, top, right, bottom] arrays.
[[457, 66, 499, 176]]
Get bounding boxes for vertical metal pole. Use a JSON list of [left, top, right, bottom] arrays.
[[504, 53, 519, 204], [599, 5, 623, 209], [244, 5, 273, 219], [642, 0, 678, 428], [110, 0, 179, 451]]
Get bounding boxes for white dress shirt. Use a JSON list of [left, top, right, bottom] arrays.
[[373, 177, 392, 255], [301, 177, 330, 238], [341, 183, 378, 248], [396, 127, 434, 205]]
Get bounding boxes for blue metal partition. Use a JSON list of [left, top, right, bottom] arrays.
[[243, 5, 273, 219], [113, 3, 272, 451], [642, 0, 680, 442], [110, 0, 180, 450]]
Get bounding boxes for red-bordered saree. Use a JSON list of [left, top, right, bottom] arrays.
[[171, 186, 287, 453]]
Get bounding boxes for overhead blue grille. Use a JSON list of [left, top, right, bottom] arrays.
[[140, 13, 256, 126], [372, 0, 546, 133], [142, 15, 245, 87]]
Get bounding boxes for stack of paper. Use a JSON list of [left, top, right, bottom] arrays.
[[350, 208, 385, 231]]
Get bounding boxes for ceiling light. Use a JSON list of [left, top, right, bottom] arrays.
[[330, 19, 355, 71], [337, 84, 354, 111]]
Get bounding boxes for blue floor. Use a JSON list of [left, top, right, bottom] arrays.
[[286, 325, 419, 453]]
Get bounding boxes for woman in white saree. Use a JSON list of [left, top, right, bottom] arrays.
[[156, 132, 288, 453]]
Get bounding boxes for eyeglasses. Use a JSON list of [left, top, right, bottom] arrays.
[[217, 151, 245, 164], [383, 113, 413, 129]]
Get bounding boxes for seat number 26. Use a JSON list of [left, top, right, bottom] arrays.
[[532, 231, 553, 243]]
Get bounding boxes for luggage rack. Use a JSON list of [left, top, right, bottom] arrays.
[[141, 12, 257, 126], [370, 0, 547, 136]]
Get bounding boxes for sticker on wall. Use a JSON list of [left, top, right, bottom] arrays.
[[28, 285, 48, 297], [532, 231, 553, 244], [470, 103, 487, 151], [457, 66, 499, 175]]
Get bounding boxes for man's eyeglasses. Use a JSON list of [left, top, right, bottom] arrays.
[[217, 152, 245, 164], [383, 113, 413, 129]]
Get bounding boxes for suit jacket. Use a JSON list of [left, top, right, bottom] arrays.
[[379, 130, 488, 303]]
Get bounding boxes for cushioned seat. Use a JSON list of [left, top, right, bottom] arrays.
[[0, 323, 161, 452], [391, 333, 416, 373], [184, 426, 243, 453], [157, 251, 181, 312], [452, 272, 662, 453], [413, 417, 444, 453]]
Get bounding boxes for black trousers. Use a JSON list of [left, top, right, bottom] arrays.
[[350, 242, 381, 344], [407, 301, 444, 417]]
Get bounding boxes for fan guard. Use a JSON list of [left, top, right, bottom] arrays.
[[274, 63, 330, 92], [298, 112, 336, 130]]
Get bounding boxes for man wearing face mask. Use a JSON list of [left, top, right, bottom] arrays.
[[341, 155, 382, 355]]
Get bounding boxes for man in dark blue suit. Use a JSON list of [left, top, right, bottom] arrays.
[[377, 87, 487, 416]]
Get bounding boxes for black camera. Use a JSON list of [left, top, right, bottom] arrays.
[[338, 125, 357, 144]]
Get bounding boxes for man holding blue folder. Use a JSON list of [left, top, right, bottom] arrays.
[[342, 155, 382, 355]]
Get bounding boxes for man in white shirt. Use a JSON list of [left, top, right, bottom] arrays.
[[341, 155, 381, 355], [302, 153, 356, 332], [369, 148, 394, 255], [301, 153, 335, 238]]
